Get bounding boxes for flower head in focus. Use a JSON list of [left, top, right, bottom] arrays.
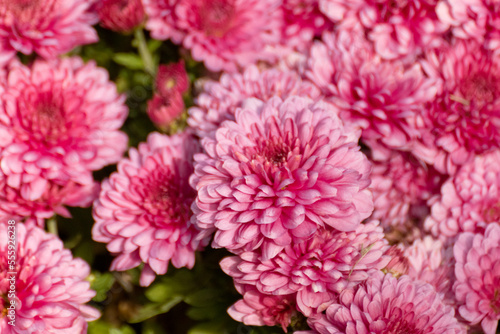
[[92, 131, 209, 286], [191, 96, 373, 260]]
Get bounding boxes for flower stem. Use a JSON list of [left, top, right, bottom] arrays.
[[134, 28, 156, 76], [47, 217, 58, 236]]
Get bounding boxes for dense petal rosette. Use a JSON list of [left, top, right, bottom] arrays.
[[97, 0, 145, 33], [191, 96, 373, 260], [305, 271, 464, 334], [0, 0, 98, 63], [144, 0, 283, 72], [319, 0, 447, 61], [305, 30, 437, 149], [188, 64, 320, 138], [0, 57, 128, 190], [0, 223, 100, 333], [454, 223, 500, 334], [221, 221, 389, 316], [92, 131, 208, 287], [425, 151, 500, 241], [415, 40, 500, 174]]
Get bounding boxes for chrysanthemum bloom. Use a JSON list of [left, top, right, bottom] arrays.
[[382, 245, 409, 277], [0, 171, 99, 226], [369, 149, 445, 228], [221, 221, 389, 316], [0, 223, 100, 333], [424, 151, 500, 242], [92, 131, 209, 287], [318, 0, 447, 61], [0, 57, 128, 190], [155, 60, 189, 97], [454, 223, 500, 334], [305, 30, 438, 150], [188, 64, 321, 138], [147, 91, 185, 130], [191, 96, 373, 260], [228, 284, 297, 332], [436, 0, 500, 50], [415, 40, 500, 174], [0, 0, 98, 63], [304, 271, 464, 334], [405, 236, 454, 303], [143, 0, 283, 72], [97, 0, 145, 33]]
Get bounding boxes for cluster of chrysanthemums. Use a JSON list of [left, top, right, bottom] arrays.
[[1, 0, 500, 333]]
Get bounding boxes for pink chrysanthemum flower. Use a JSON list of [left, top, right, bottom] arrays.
[[188, 64, 320, 138], [92, 131, 209, 287], [318, 0, 447, 61], [143, 0, 283, 72], [228, 284, 297, 332], [304, 271, 464, 334], [0, 57, 128, 192], [415, 40, 500, 174], [454, 223, 500, 334], [155, 60, 189, 97], [147, 91, 185, 131], [97, 0, 145, 33], [405, 236, 454, 303], [0, 223, 100, 333], [424, 151, 500, 242], [191, 96, 373, 260], [0, 0, 98, 63], [369, 149, 445, 228], [305, 30, 437, 149], [0, 172, 99, 226], [437, 0, 500, 50], [221, 221, 389, 316]]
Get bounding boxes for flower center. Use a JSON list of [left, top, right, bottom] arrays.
[[457, 73, 498, 108], [255, 136, 294, 167], [27, 94, 66, 144], [132, 163, 195, 226], [383, 312, 422, 334], [199, 0, 235, 37]]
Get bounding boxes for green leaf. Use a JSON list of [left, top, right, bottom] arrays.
[[187, 321, 229, 334], [129, 296, 183, 323], [145, 282, 177, 303], [90, 272, 116, 303], [186, 305, 220, 321], [88, 320, 136, 334], [113, 53, 144, 70], [185, 289, 221, 307], [147, 39, 163, 53]]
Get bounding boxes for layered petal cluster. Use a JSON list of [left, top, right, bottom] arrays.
[[0, 57, 128, 224], [188, 64, 320, 138], [369, 150, 445, 228], [191, 96, 373, 260], [92, 131, 208, 287], [97, 0, 145, 33], [221, 221, 389, 316], [405, 236, 454, 302], [425, 151, 500, 241], [318, 0, 447, 60], [0, 0, 98, 64], [228, 284, 297, 332], [143, 0, 283, 72], [437, 0, 500, 49], [305, 30, 437, 149], [0, 223, 100, 333], [454, 223, 500, 334], [304, 271, 464, 334], [415, 40, 500, 174]]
